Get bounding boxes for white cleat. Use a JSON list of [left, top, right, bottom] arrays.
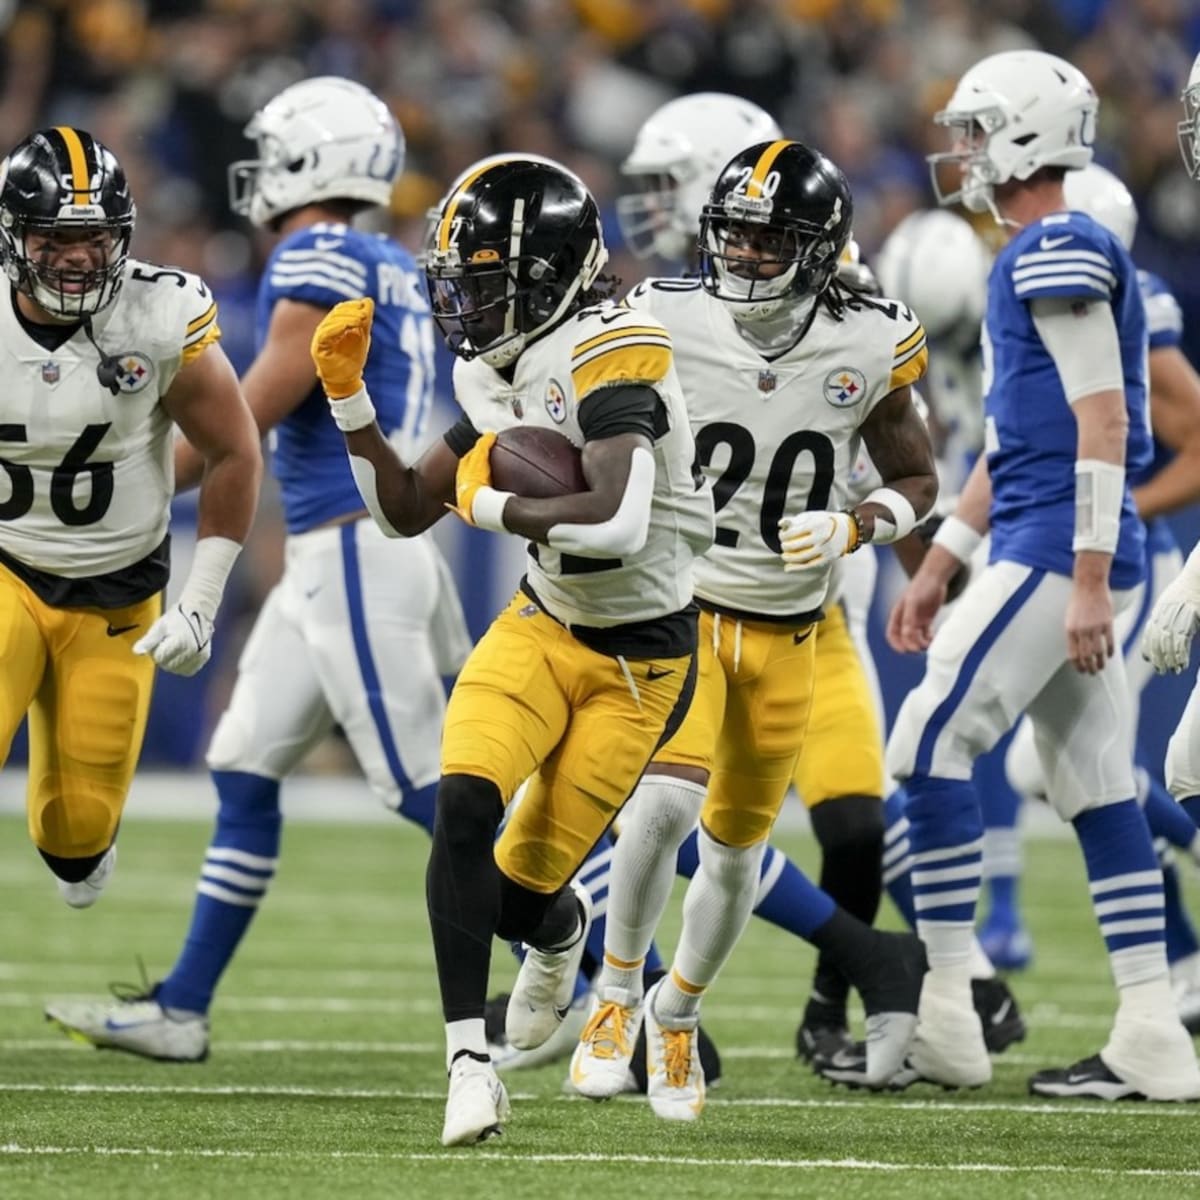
[[56, 845, 116, 909], [441, 1054, 512, 1146], [569, 986, 644, 1100], [506, 883, 593, 1052], [642, 980, 705, 1121], [1102, 1011, 1200, 1102], [45, 994, 208, 1062], [908, 982, 992, 1089], [491, 989, 590, 1073]]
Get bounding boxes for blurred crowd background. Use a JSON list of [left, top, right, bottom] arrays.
[[4, 0, 1200, 769]]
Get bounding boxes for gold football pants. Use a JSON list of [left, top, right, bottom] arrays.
[[793, 601, 885, 807], [656, 608, 817, 848], [0, 564, 159, 858], [441, 593, 694, 892]]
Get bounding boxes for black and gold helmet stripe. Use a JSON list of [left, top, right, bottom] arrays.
[[435, 160, 504, 253], [745, 139, 795, 198], [53, 126, 92, 204]]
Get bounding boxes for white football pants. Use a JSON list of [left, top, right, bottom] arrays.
[[206, 518, 470, 809]]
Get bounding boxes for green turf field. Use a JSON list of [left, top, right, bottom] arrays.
[[2, 806, 1199, 1199]]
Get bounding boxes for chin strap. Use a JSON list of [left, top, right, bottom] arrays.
[[81, 317, 122, 395]]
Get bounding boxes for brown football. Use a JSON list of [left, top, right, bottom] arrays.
[[490, 426, 586, 498]]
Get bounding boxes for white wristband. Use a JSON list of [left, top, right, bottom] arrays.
[[328, 385, 377, 433], [470, 485, 514, 533], [932, 515, 983, 565], [178, 535, 241, 622], [863, 485, 918, 544], [1073, 458, 1125, 554]]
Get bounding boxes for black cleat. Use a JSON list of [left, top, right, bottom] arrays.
[[1028, 1054, 1145, 1101], [796, 1020, 855, 1069], [972, 976, 1027, 1054]]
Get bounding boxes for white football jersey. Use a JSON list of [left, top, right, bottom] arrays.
[[627, 279, 927, 618], [452, 303, 714, 629], [0, 258, 219, 579]]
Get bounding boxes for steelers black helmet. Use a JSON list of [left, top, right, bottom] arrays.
[[698, 139, 853, 321], [0, 127, 135, 319], [424, 157, 608, 367]]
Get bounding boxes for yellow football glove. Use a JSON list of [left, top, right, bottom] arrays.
[[448, 431, 497, 525], [311, 297, 374, 399]]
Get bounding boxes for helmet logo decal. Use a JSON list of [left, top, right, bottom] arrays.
[[545, 378, 567, 422], [824, 367, 867, 407]]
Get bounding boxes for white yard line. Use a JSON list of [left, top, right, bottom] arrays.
[[2, 1081, 1196, 1118], [0, 1143, 1195, 1177]]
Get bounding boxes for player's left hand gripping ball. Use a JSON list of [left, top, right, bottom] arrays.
[[449, 432, 497, 525], [779, 510, 859, 571], [311, 297, 374, 399], [133, 604, 214, 677]]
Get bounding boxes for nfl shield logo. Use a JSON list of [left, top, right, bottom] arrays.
[[41, 360, 59, 384], [510, 396, 524, 419], [757, 369, 776, 394]]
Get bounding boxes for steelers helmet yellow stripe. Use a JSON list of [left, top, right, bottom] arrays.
[[435, 161, 501, 253], [54, 126, 91, 204], [745, 140, 795, 198]]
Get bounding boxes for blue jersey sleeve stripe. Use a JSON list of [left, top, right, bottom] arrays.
[[1013, 274, 1113, 299], [272, 258, 367, 289], [1012, 259, 1115, 283], [268, 271, 364, 301], [278, 247, 369, 278], [1014, 247, 1113, 269]]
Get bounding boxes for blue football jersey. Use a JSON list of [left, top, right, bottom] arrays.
[[983, 210, 1150, 589], [1134, 268, 1184, 558], [258, 222, 436, 533]]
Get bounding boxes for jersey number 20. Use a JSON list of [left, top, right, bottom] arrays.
[[695, 423, 834, 552]]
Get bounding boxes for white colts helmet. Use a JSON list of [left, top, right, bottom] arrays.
[[228, 76, 404, 228], [928, 50, 1097, 221], [874, 210, 990, 346], [1179, 51, 1200, 180], [1063, 162, 1137, 251], [617, 92, 782, 262]]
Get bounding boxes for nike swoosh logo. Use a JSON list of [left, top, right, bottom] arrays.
[[314, 237, 343, 251], [793, 628, 814, 646], [106, 624, 138, 637], [646, 666, 673, 680], [1040, 234, 1073, 251], [554, 1004, 571, 1021], [103, 1017, 157, 1032], [303, 586, 322, 600], [990, 999, 1012, 1025]]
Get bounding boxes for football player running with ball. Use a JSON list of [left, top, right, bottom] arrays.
[[45, 78, 469, 1061], [311, 157, 715, 1146], [888, 50, 1200, 1100], [570, 139, 937, 1120], [0, 128, 259, 907]]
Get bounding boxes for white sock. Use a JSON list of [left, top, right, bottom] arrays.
[[968, 936, 995, 980], [599, 775, 707, 997], [445, 1018, 487, 1072], [916, 919, 975, 972], [657, 830, 766, 1026]]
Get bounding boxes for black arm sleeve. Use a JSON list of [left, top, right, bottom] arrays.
[[577, 383, 669, 443], [442, 414, 481, 458]]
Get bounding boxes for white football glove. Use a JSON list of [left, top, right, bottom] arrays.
[[1142, 572, 1200, 674], [779, 510, 859, 572], [133, 603, 214, 677]]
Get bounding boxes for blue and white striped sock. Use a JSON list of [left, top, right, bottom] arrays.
[[904, 774, 982, 970], [157, 770, 281, 1015], [1074, 800, 1167, 988], [882, 788, 916, 929]]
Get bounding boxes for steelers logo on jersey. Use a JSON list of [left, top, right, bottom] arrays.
[[545, 378, 567, 423], [823, 366, 867, 408], [112, 352, 155, 394]]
